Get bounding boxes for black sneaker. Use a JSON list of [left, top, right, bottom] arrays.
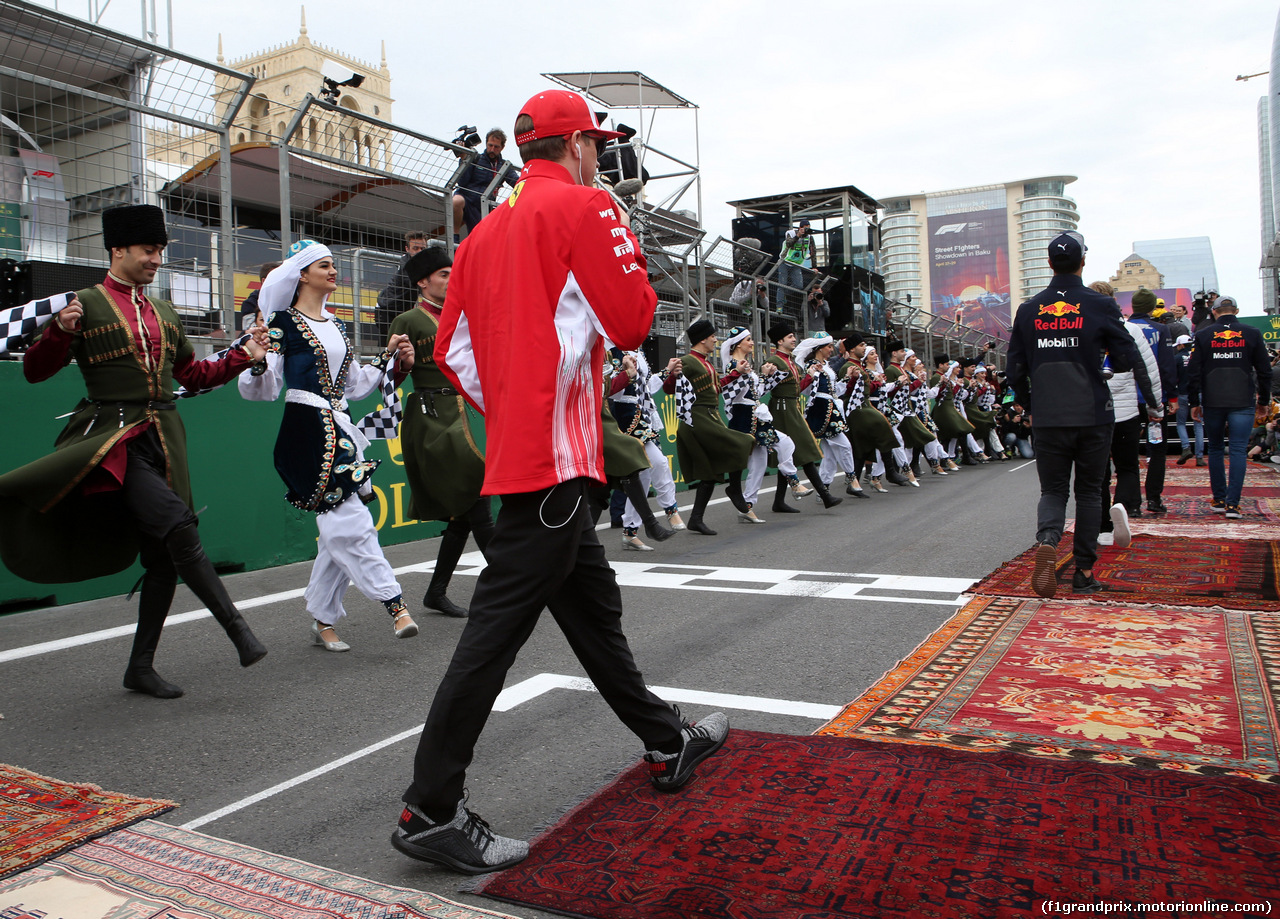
[[1147, 501, 1168, 515], [1225, 504, 1242, 519], [391, 797, 528, 875], [1071, 570, 1106, 594], [1211, 498, 1227, 513], [645, 710, 730, 791], [1177, 449, 1193, 466]]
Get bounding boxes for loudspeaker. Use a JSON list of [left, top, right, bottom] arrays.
[[642, 333, 676, 371], [2, 260, 104, 308], [732, 215, 787, 259]]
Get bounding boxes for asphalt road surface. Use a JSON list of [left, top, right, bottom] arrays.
[[1, 458, 1043, 918]]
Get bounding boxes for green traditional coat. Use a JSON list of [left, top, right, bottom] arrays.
[[601, 383, 649, 478], [0, 285, 196, 583], [930, 372, 976, 440], [389, 304, 487, 521], [674, 351, 754, 483], [763, 351, 824, 467]]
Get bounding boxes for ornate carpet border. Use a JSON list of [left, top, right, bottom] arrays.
[[815, 596, 1280, 785], [0, 763, 177, 881], [0, 819, 523, 919]]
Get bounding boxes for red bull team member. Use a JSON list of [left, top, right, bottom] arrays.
[[1007, 231, 1142, 598], [1187, 295, 1272, 518]]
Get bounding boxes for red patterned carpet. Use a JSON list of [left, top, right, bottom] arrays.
[[972, 535, 1280, 608], [474, 731, 1280, 919], [0, 819, 517, 919], [0, 764, 174, 880], [816, 595, 1280, 782]]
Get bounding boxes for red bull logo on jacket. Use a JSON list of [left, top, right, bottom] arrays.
[[1035, 301, 1082, 332]]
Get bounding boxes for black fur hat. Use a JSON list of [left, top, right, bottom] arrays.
[[102, 205, 168, 250], [767, 321, 795, 344], [405, 245, 452, 286]]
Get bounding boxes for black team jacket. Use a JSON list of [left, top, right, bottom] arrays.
[[1187, 313, 1272, 410], [1006, 273, 1140, 428]]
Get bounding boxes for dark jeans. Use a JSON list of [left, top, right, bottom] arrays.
[[1144, 414, 1171, 505], [402, 477, 684, 817], [1035, 423, 1113, 573], [1098, 417, 1141, 530], [1203, 406, 1254, 506]]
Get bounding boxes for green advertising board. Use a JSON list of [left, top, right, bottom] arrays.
[[1239, 315, 1280, 345], [0, 362, 690, 610]]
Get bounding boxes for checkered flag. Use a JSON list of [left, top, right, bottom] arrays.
[[673, 375, 695, 425], [0, 292, 75, 355], [356, 356, 402, 440], [175, 334, 252, 399]]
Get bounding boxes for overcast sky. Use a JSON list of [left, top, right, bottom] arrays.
[[52, 0, 1280, 313]]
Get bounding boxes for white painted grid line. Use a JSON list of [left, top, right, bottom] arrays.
[[180, 672, 839, 830]]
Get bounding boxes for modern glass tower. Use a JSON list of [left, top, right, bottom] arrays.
[[878, 176, 1079, 327], [1131, 238, 1219, 294]]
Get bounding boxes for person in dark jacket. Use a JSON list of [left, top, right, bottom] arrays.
[[1006, 231, 1141, 598], [1128, 289, 1179, 514], [1187, 295, 1273, 518]]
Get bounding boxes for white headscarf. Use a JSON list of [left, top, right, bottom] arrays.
[[793, 332, 834, 366], [719, 326, 752, 372], [257, 240, 335, 320]]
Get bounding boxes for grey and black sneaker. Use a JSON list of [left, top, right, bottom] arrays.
[[391, 796, 528, 875], [645, 710, 730, 791]]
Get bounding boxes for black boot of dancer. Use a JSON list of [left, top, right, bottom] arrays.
[[621, 475, 674, 542], [425, 518, 471, 617], [723, 470, 751, 514], [123, 540, 183, 699], [166, 523, 267, 668], [772, 470, 802, 513], [803, 463, 843, 509], [687, 481, 719, 535]]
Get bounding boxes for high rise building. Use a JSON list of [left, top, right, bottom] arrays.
[[878, 176, 1078, 338], [1131, 237, 1217, 294], [1261, 96, 1277, 314], [1260, 8, 1280, 315]]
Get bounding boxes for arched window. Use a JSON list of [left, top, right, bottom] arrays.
[[308, 118, 318, 150], [237, 132, 245, 144], [379, 139, 388, 170], [277, 121, 286, 142]]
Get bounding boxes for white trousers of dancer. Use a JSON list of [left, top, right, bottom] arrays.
[[924, 439, 946, 462], [890, 426, 910, 468], [306, 492, 402, 625], [987, 429, 1004, 456], [818, 432, 855, 485], [742, 431, 797, 505], [623, 440, 679, 529], [967, 433, 983, 454]]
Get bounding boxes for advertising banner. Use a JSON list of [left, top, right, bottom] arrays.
[[928, 194, 1010, 340]]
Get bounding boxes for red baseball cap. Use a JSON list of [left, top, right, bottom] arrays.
[[515, 90, 624, 144]]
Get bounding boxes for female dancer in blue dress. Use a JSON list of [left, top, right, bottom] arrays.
[[240, 240, 418, 651]]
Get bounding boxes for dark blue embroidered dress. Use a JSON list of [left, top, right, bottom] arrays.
[[247, 309, 388, 513]]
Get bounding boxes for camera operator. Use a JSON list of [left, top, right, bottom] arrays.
[[1191, 290, 1218, 332], [728, 276, 769, 319], [451, 127, 520, 243], [1000, 401, 1034, 458], [805, 283, 829, 333], [776, 218, 816, 313]]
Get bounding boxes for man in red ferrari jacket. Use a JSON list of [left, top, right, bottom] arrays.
[[392, 90, 730, 875]]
